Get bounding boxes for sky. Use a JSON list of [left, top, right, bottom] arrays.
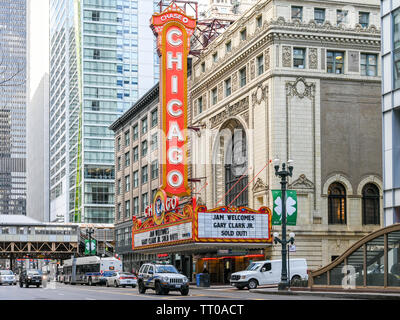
[[28, 0, 49, 99]]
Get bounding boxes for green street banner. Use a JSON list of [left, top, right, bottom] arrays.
[[85, 239, 97, 255], [271, 190, 298, 226]]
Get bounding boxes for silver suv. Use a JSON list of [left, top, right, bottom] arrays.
[[137, 263, 189, 295]]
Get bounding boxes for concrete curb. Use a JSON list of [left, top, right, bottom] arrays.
[[248, 289, 400, 300]]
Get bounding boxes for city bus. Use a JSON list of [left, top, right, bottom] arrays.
[[62, 256, 122, 285]]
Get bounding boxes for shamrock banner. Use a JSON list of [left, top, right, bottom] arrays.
[[271, 190, 298, 226], [85, 239, 97, 255]]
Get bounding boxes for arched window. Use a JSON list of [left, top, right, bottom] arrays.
[[224, 125, 248, 207], [328, 182, 346, 224], [362, 183, 380, 225]]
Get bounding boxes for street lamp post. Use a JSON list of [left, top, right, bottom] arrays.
[[86, 228, 95, 255], [273, 158, 294, 291]]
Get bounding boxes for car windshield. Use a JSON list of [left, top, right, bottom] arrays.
[[0, 270, 13, 275], [27, 270, 40, 275], [246, 263, 262, 271], [155, 265, 179, 274]]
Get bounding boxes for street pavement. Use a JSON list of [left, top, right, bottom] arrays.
[[0, 282, 353, 300]]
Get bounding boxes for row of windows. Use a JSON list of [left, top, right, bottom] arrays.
[[117, 189, 160, 220], [328, 182, 380, 225], [117, 161, 159, 195], [198, 50, 378, 115], [116, 109, 158, 151], [290, 6, 371, 28], [116, 134, 157, 170]]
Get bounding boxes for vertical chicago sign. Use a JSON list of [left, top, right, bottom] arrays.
[[151, 3, 196, 197]]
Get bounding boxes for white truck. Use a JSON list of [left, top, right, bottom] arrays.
[[230, 259, 308, 289]]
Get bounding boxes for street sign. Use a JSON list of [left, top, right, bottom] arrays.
[[289, 244, 296, 252], [271, 190, 298, 226]]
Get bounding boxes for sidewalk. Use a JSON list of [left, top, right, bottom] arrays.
[[189, 284, 400, 299]]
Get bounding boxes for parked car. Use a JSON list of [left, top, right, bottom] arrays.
[[137, 263, 189, 295], [106, 272, 137, 288], [230, 259, 308, 289], [0, 270, 16, 286], [19, 269, 43, 288]]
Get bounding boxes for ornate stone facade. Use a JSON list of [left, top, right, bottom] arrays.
[[189, 0, 382, 270]]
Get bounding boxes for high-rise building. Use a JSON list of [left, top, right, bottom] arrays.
[[26, 0, 50, 222], [0, 0, 27, 215], [49, 0, 159, 223], [381, 1, 400, 226]]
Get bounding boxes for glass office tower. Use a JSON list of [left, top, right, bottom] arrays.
[[0, 0, 27, 215], [49, 0, 158, 223], [381, 1, 400, 226]]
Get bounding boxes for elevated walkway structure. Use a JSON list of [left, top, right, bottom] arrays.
[[0, 215, 79, 261], [309, 224, 400, 292]]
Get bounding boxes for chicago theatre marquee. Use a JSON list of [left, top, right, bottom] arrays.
[[127, 3, 273, 284]]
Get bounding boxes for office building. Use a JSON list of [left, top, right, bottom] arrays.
[[49, 0, 159, 223], [0, 0, 27, 215]]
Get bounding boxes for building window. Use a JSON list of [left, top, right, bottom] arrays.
[[359, 12, 370, 28], [328, 182, 347, 224], [91, 100, 99, 111], [151, 161, 158, 180], [211, 87, 217, 105], [314, 8, 325, 24], [225, 41, 232, 53], [257, 54, 264, 76], [117, 203, 121, 220], [225, 78, 231, 97], [395, 9, 400, 89], [133, 124, 138, 141], [239, 67, 246, 87], [92, 11, 100, 21], [337, 10, 348, 25], [327, 51, 344, 74], [125, 151, 130, 167], [225, 123, 248, 207], [362, 184, 380, 225], [151, 109, 158, 127], [125, 175, 130, 192], [293, 48, 306, 69], [256, 15, 262, 28], [133, 170, 138, 188], [291, 6, 303, 21], [142, 165, 148, 184], [133, 197, 139, 215], [141, 140, 148, 157], [141, 117, 148, 134], [133, 146, 138, 162], [201, 62, 205, 72], [198, 96, 203, 114], [141, 193, 148, 213], [125, 200, 130, 218], [117, 137, 121, 151], [125, 130, 130, 146], [117, 157, 121, 170], [361, 53, 377, 76], [212, 52, 218, 62], [151, 133, 158, 151], [240, 28, 246, 41], [117, 179, 121, 195]]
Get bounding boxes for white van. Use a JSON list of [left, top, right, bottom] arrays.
[[230, 259, 308, 289]]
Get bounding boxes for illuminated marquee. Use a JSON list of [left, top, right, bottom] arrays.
[[151, 3, 196, 197], [132, 204, 272, 251]]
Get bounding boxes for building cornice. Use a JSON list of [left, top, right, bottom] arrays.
[[190, 18, 380, 95]]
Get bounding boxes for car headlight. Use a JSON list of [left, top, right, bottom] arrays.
[[28, 277, 32, 280], [241, 275, 247, 279], [182, 277, 188, 283], [161, 276, 169, 282]]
